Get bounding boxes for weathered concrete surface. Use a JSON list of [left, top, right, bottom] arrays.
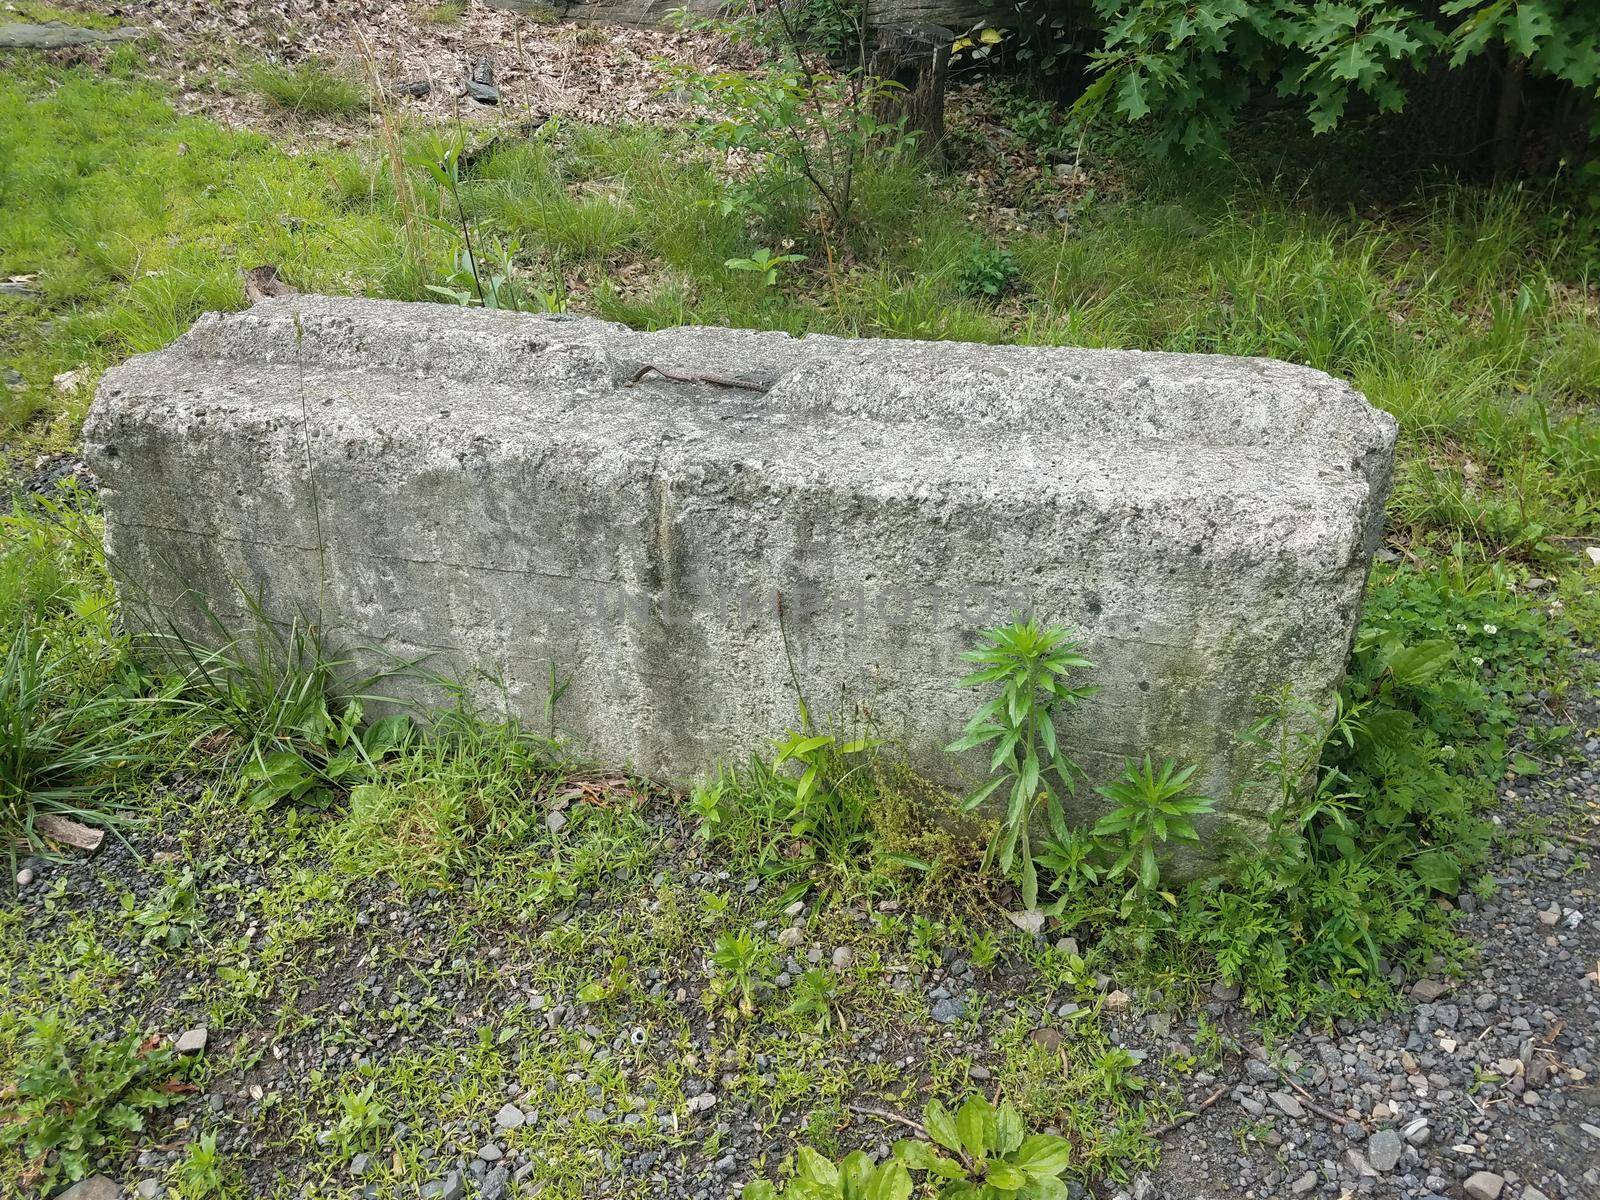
[[85, 297, 1395, 854], [0, 21, 145, 49], [481, 0, 994, 29]]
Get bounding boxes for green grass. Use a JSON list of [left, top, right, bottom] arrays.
[[0, 59, 442, 442], [3, 2, 124, 28], [244, 59, 371, 120], [422, 0, 467, 24], [5, 60, 1596, 566]]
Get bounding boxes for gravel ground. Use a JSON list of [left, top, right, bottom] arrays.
[[7, 681, 1597, 1200], [1144, 670, 1600, 1200]]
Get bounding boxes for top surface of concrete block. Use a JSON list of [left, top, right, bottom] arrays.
[[86, 297, 1396, 856]]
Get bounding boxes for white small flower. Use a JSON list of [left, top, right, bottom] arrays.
[[1470, 656, 1484, 666], [1456, 623, 1469, 633], [1483, 623, 1498, 635]]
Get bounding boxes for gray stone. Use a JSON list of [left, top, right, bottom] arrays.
[[1410, 978, 1448, 1002], [465, 58, 499, 105], [1367, 1128, 1402, 1172], [1464, 1172, 1506, 1200], [1268, 1091, 1304, 1119], [545, 810, 567, 835], [57, 1179, 121, 1200], [477, 1142, 503, 1161], [420, 1171, 464, 1200], [494, 1102, 525, 1129], [932, 995, 967, 1024], [173, 1026, 208, 1054], [1289, 1171, 1318, 1195], [87, 297, 1395, 869], [134, 1183, 160, 1200], [0, 21, 144, 49], [1344, 1148, 1376, 1177]]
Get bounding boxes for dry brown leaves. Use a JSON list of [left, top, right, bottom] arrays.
[[45, 0, 756, 135]]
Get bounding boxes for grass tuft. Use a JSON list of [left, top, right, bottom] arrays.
[[245, 59, 371, 120]]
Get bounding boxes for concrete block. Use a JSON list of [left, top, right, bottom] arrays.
[[85, 296, 1395, 860]]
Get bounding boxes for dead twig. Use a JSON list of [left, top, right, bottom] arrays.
[[1284, 1074, 1361, 1129], [847, 1103, 929, 1139], [625, 364, 769, 392], [1150, 1085, 1227, 1137]]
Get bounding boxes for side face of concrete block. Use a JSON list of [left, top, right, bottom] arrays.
[[524, 0, 995, 30], [84, 297, 1395, 865]]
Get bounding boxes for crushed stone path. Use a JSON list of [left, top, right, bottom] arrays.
[[1145, 676, 1600, 1200]]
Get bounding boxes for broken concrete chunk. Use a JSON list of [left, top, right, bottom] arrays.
[[86, 298, 1395, 872], [0, 21, 145, 49]]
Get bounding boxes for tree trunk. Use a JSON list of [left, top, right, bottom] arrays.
[[1492, 52, 1526, 177], [870, 23, 952, 160]]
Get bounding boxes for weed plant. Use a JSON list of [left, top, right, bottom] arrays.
[[1, 1012, 190, 1192]]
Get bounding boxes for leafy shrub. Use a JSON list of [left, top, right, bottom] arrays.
[[955, 555, 1572, 1020], [982, 0, 1094, 79], [1172, 556, 1557, 1019], [706, 929, 771, 1020], [0, 1012, 190, 1192], [898, 1093, 1075, 1197], [1077, 0, 1600, 158], [744, 1146, 909, 1200], [123, 867, 205, 949], [726, 247, 808, 286], [666, 5, 918, 244], [329, 1083, 389, 1157], [1091, 756, 1214, 892], [692, 722, 885, 891], [784, 967, 848, 1034], [788, 0, 862, 59], [168, 1130, 226, 1198], [956, 243, 1021, 300]]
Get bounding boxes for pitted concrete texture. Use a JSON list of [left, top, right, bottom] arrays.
[[85, 297, 1395, 861], [481, 0, 993, 28]]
